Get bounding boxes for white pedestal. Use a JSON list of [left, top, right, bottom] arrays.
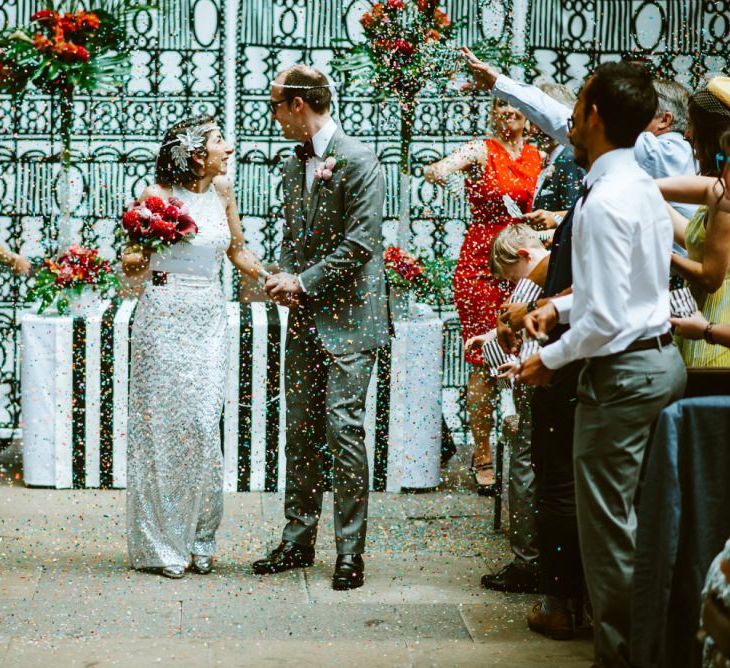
[[21, 301, 110, 487], [386, 303, 443, 492]]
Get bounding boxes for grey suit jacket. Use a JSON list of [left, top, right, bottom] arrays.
[[278, 127, 389, 355]]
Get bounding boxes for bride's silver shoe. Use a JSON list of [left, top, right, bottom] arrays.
[[161, 565, 185, 579], [191, 555, 213, 574]]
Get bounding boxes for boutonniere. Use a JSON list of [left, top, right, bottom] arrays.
[[315, 155, 346, 183]]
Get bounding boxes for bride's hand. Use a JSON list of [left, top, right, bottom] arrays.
[[121, 245, 150, 277]]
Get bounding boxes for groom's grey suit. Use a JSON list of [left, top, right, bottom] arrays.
[[278, 125, 388, 554]]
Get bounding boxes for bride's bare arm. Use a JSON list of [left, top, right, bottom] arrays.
[[424, 140, 486, 185], [216, 177, 265, 280]]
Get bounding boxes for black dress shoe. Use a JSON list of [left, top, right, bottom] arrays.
[[252, 541, 314, 575], [332, 554, 364, 590], [481, 560, 539, 593]]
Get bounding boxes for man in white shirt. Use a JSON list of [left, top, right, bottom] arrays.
[[506, 61, 687, 667]]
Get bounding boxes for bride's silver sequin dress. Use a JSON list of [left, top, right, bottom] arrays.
[[127, 184, 230, 570]]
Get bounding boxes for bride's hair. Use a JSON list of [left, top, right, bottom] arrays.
[[155, 114, 218, 187]]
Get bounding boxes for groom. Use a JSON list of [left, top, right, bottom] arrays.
[[253, 64, 388, 590]]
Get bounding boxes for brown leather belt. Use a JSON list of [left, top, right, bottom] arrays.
[[599, 331, 673, 358]]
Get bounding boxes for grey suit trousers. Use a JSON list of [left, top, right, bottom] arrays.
[[508, 386, 539, 565], [573, 344, 686, 668], [281, 307, 375, 555]]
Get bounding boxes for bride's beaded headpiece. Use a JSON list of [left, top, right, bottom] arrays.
[[161, 121, 218, 172]]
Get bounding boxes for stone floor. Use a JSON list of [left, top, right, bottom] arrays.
[[0, 442, 593, 667]]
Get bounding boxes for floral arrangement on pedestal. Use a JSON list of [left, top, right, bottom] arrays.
[[384, 245, 455, 308], [29, 244, 119, 315], [335, 0, 458, 246], [0, 1, 138, 248]]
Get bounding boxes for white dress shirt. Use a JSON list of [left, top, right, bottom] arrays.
[[297, 117, 338, 292], [539, 149, 673, 370], [305, 117, 338, 191], [492, 75, 699, 219]]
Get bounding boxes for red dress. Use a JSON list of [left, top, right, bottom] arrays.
[[454, 138, 542, 365]]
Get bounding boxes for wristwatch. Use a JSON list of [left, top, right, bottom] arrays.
[[704, 321, 717, 344], [552, 213, 564, 226]]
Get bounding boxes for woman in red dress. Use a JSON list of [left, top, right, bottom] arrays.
[[425, 98, 541, 491]]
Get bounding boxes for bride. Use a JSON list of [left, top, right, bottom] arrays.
[[122, 115, 264, 578]]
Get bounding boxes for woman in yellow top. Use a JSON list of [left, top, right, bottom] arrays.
[[658, 77, 730, 367]]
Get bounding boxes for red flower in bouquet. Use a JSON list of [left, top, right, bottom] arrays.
[[386, 0, 405, 10], [120, 197, 199, 252], [143, 196, 166, 215]]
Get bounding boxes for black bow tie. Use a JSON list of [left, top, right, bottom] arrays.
[[295, 140, 315, 162]]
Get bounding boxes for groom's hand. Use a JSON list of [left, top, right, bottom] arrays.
[[461, 46, 499, 92], [266, 272, 303, 306]]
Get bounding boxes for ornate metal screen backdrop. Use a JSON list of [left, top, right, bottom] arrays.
[[1, 0, 728, 438]]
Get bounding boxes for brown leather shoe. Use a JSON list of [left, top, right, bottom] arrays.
[[527, 600, 574, 640]]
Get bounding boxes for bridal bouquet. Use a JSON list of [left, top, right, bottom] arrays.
[[29, 244, 119, 314], [120, 196, 198, 252], [384, 246, 454, 305]]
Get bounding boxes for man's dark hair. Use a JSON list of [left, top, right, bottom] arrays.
[[582, 62, 657, 147], [279, 65, 331, 114]]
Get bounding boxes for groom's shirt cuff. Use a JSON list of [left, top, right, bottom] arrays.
[[297, 275, 307, 293]]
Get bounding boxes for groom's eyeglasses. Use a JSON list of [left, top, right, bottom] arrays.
[[268, 98, 288, 115], [715, 151, 730, 173]]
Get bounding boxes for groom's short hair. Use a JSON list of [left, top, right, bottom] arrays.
[[278, 65, 332, 114]]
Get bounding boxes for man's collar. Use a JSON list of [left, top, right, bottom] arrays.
[[584, 148, 635, 187], [311, 118, 338, 158]]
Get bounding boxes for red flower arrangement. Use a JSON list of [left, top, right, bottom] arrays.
[[121, 196, 198, 251], [385, 246, 425, 283], [29, 244, 119, 314], [27, 8, 99, 63], [0, 2, 134, 171], [384, 246, 455, 304], [358, 0, 454, 81]]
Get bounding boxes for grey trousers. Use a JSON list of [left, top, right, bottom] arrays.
[[574, 345, 686, 668], [281, 308, 375, 555], [508, 386, 539, 565]]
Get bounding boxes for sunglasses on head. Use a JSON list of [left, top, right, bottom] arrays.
[[716, 151, 730, 172]]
